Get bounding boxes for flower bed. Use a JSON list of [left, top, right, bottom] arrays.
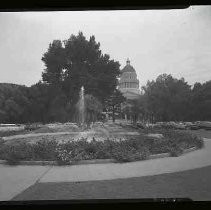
[[0, 129, 204, 165]]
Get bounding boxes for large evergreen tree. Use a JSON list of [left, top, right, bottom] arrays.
[[42, 32, 120, 107]]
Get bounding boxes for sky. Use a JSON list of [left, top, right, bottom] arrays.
[[0, 6, 211, 87]]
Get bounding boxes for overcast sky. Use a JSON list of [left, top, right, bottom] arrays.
[[0, 6, 211, 87]]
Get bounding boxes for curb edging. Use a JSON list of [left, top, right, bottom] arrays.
[[148, 152, 170, 159], [70, 159, 117, 165], [182, 146, 197, 154]]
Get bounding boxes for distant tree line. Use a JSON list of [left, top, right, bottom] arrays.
[[131, 74, 211, 123], [1, 74, 210, 124]]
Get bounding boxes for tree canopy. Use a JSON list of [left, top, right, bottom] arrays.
[[141, 74, 211, 122], [42, 32, 120, 105], [104, 89, 126, 122]]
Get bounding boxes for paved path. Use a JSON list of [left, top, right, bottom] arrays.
[[0, 165, 50, 201], [39, 138, 211, 183], [13, 165, 211, 201]]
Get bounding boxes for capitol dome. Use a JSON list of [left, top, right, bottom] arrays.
[[118, 59, 141, 100], [121, 59, 136, 73]]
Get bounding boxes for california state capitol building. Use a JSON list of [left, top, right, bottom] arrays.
[[118, 58, 141, 100], [118, 58, 141, 121]]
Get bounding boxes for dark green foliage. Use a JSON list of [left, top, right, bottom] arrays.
[[0, 140, 58, 164], [0, 32, 120, 124], [141, 74, 211, 122], [42, 32, 120, 106], [189, 81, 211, 121], [0, 130, 203, 165], [0, 142, 34, 164], [0, 130, 27, 137], [0, 138, 5, 148], [104, 89, 126, 122], [144, 128, 204, 152], [0, 83, 30, 123], [142, 74, 192, 122], [24, 123, 41, 131], [110, 140, 150, 162], [122, 97, 145, 125], [32, 139, 58, 160]]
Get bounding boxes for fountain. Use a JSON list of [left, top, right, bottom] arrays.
[[78, 86, 85, 129], [73, 86, 111, 142], [75, 86, 95, 142]]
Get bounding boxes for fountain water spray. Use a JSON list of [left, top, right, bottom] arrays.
[[75, 86, 108, 142], [78, 86, 85, 128]]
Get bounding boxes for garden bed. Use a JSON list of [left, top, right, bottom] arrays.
[[0, 129, 204, 165]]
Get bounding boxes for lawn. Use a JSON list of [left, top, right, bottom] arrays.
[[189, 129, 211, 139], [0, 123, 80, 137]]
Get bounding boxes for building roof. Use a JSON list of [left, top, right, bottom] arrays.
[[121, 58, 136, 73]]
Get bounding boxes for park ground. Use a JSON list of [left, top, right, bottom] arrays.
[[1, 129, 211, 201]]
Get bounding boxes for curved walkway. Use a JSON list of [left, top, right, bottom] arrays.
[[13, 165, 211, 201], [39, 138, 211, 183]]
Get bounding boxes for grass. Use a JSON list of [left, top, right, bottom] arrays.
[[188, 129, 211, 139], [0, 124, 80, 137]]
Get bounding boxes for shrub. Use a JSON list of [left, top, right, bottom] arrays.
[[0, 138, 5, 159], [32, 139, 58, 160], [55, 139, 113, 164], [192, 135, 204, 149], [0, 139, 59, 163], [0, 137, 4, 146], [24, 123, 41, 131], [146, 139, 170, 154], [169, 145, 183, 157], [1, 142, 34, 164], [109, 139, 150, 162], [0, 130, 27, 137], [0, 128, 204, 164], [143, 128, 203, 150]]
